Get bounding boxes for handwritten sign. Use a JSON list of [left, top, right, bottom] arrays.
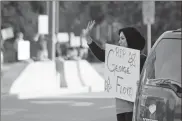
[[104, 44, 140, 102], [18, 41, 30, 60]]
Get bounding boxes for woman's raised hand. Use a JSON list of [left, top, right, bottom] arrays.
[[82, 20, 95, 38]]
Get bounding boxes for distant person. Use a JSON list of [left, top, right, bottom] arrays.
[[82, 20, 146, 121], [78, 47, 88, 60], [66, 47, 79, 60], [30, 34, 39, 60], [37, 35, 48, 61], [56, 42, 62, 57], [13, 32, 25, 61]]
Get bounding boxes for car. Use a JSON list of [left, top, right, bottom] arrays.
[[133, 29, 181, 121]]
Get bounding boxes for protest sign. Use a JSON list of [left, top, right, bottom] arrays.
[[104, 44, 140, 102], [18, 41, 30, 60], [1, 27, 14, 40], [70, 35, 81, 47], [38, 15, 49, 34], [57, 33, 69, 43]]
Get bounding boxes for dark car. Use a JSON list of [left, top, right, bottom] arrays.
[[133, 29, 181, 121]]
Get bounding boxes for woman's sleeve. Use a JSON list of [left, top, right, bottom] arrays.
[[88, 41, 105, 62], [140, 54, 147, 73]]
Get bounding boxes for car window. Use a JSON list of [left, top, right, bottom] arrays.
[[143, 38, 181, 84]]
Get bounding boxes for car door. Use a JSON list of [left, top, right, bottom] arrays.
[[133, 32, 181, 121]]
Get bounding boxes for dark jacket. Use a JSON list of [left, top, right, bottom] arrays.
[[89, 41, 146, 73]]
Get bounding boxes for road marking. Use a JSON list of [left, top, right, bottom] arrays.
[[70, 102, 94, 107], [1, 108, 28, 115], [30, 100, 75, 104], [99, 105, 115, 109]]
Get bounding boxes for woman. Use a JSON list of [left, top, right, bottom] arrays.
[[82, 20, 146, 121]]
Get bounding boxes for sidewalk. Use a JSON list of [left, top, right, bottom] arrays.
[[9, 61, 60, 96], [1, 62, 30, 96], [3, 59, 109, 100]]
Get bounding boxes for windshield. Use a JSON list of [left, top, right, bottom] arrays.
[[143, 38, 181, 84]]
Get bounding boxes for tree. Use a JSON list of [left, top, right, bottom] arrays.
[[1, 1, 180, 62], [152, 1, 181, 44], [1, 1, 40, 41]]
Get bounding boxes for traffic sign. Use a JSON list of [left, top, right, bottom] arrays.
[[142, 1, 155, 25]]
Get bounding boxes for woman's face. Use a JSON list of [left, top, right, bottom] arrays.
[[118, 32, 128, 47]]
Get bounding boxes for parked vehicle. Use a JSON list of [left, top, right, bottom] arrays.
[[133, 29, 181, 121]]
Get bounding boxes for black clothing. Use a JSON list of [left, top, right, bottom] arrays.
[[118, 27, 146, 51], [88, 27, 146, 121]]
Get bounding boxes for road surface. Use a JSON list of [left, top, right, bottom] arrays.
[[1, 61, 117, 121], [2, 94, 117, 121]]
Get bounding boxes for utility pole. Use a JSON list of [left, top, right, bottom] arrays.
[[46, 1, 59, 60], [142, 1, 155, 55]]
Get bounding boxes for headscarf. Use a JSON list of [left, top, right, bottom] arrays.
[[118, 27, 146, 51]]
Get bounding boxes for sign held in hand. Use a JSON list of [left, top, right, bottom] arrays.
[[104, 44, 140, 102]]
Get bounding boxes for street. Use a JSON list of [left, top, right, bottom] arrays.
[[1, 61, 117, 121], [2, 94, 117, 121], [1, 1, 181, 121]]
